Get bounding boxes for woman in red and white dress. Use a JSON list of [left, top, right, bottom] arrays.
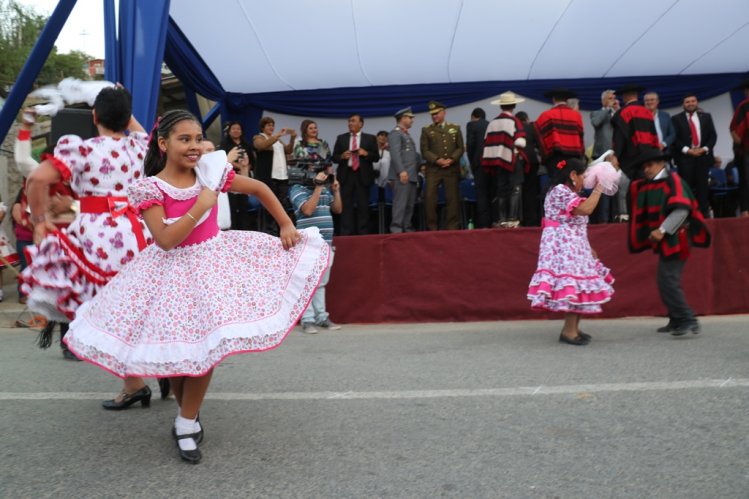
[[21, 86, 156, 409]]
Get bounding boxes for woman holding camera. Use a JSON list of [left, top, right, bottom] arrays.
[[253, 116, 296, 235], [220, 122, 254, 230], [293, 119, 332, 163]]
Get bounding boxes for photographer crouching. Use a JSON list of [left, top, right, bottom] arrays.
[[289, 161, 342, 334]]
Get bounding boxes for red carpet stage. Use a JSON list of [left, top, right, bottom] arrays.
[[327, 218, 749, 324]]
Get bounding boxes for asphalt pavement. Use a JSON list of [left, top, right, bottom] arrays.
[[0, 298, 747, 498]]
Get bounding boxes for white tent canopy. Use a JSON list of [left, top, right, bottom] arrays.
[[171, 0, 749, 94]]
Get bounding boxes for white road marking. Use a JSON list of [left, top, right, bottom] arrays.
[[1, 378, 747, 401]]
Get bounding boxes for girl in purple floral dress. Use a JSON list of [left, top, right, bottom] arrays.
[[65, 110, 329, 464], [527, 158, 615, 346]]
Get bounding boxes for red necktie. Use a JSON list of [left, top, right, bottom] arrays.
[[351, 133, 360, 171], [688, 113, 700, 147]]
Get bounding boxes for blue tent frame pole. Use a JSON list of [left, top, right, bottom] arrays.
[[183, 85, 202, 125], [203, 103, 221, 130], [103, 0, 119, 83], [0, 0, 78, 143]]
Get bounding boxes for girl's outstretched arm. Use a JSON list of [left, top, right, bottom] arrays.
[[228, 175, 300, 249]]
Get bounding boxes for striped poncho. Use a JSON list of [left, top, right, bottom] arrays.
[[628, 171, 710, 260], [480, 112, 526, 173]]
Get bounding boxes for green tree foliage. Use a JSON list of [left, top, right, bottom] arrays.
[[0, 0, 92, 98]]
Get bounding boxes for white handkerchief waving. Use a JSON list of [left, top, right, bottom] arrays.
[[583, 162, 621, 196], [196, 150, 229, 191]]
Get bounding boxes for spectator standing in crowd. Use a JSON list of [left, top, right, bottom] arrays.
[[290, 164, 342, 334], [293, 119, 332, 163], [670, 93, 717, 218], [644, 92, 676, 152], [332, 114, 379, 235], [420, 101, 465, 230], [388, 107, 421, 233], [481, 91, 527, 228], [219, 122, 254, 230], [535, 88, 585, 172], [372, 130, 391, 193], [253, 116, 296, 235], [465, 107, 490, 228], [590, 90, 618, 223], [729, 80, 749, 217], [628, 147, 710, 336], [516, 111, 542, 227], [612, 84, 659, 221]]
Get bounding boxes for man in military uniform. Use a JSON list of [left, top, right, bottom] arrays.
[[388, 107, 421, 233], [420, 100, 465, 230]]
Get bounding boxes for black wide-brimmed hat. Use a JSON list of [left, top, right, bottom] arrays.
[[616, 83, 646, 95], [543, 88, 577, 100], [633, 147, 670, 168]]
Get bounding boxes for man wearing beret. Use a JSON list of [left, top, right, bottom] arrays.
[[388, 107, 421, 233], [628, 147, 710, 336], [419, 101, 465, 230]]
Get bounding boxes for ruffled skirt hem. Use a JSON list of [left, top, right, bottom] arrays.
[[65, 228, 330, 377]]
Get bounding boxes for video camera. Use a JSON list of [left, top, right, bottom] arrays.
[[287, 159, 335, 188]]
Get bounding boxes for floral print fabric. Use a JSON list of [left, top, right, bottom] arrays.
[[527, 184, 614, 314]]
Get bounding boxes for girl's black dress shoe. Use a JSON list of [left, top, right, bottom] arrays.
[[172, 416, 203, 444], [101, 386, 152, 410], [578, 331, 592, 341], [174, 428, 202, 464]]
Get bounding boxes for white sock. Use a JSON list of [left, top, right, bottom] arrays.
[[175, 415, 197, 451], [194, 417, 202, 433]]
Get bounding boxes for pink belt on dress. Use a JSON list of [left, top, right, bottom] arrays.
[[541, 218, 560, 228]]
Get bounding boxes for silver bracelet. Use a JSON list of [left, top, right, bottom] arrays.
[[185, 212, 197, 222]]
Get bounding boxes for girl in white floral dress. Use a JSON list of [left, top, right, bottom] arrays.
[[527, 158, 615, 346], [65, 110, 329, 464]]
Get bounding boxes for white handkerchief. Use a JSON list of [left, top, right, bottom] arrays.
[[195, 150, 228, 191]]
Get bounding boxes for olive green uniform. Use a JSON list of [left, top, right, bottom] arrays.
[[420, 122, 465, 230]]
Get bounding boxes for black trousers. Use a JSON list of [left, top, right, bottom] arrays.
[[657, 257, 697, 327], [340, 172, 371, 235], [675, 155, 711, 217], [472, 166, 493, 229]]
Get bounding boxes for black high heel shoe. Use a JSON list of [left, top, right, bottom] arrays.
[[101, 386, 152, 410], [174, 427, 202, 464]]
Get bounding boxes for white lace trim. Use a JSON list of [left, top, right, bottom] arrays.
[[152, 176, 201, 200]]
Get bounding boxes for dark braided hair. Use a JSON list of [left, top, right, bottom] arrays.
[[143, 110, 200, 176], [549, 157, 587, 189]]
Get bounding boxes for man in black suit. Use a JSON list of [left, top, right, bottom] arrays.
[[332, 113, 380, 235], [465, 107, 490, 228], [671, 93, 717, 217]]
